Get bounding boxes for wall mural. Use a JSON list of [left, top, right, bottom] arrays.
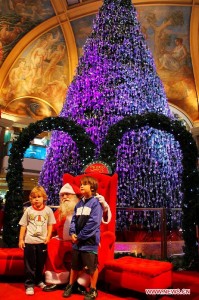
[[71, 15, 95, 57], [4, 97, 57, 120], [137, 6, 197, 122], [1, 28, 69, 119], [0, 0, 54, 65]]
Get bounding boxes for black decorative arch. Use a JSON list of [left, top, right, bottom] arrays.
[[100, 113, 197, 171], [3, 117, 95, 247], [99, 112, 199, 266]]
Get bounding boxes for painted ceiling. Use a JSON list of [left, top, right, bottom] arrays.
[[0, 0, 199, 129]]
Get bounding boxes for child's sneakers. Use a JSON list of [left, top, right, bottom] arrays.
[[25, 287, 34, 295], [63, 283, 73, 297], [84, 288, 98, 300], [37, 282, 46, 289]]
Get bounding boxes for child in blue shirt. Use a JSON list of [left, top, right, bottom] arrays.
[[63, 176, 103, 300]]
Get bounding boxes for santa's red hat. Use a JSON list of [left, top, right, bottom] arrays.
[[59, 183, 80, 196]]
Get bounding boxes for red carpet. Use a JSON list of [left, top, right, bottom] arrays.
[[0, 271, 199, 299]]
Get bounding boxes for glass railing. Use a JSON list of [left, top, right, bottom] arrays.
[[116, 207, 183, 259]]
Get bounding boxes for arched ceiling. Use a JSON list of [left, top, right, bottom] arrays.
[[0, 0, 199, 129]]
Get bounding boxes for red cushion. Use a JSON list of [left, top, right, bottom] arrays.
[[0, 248, 24, 276], [104, 257, 173, 278], [0, 248, 24, 259]]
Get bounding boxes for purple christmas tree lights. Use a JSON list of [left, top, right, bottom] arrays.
[[39, 0, 183, 230]]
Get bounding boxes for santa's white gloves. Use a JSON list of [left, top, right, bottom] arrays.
[[95, 193, 108, 211], [95, 193, 112, 224]]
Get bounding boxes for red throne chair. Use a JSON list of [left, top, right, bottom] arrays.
[[0, 170, 118, 278], [62, 171, 118, 278]]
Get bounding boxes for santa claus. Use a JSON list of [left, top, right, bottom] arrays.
[[43, 182, 111, 292]]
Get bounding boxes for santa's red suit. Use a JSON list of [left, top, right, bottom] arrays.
[[45, 209, 73, 284]]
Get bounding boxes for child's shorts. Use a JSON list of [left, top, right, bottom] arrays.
[[71, 249, 98, 274]]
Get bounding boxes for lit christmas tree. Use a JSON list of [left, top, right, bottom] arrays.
[[39, 0, 183, 230]]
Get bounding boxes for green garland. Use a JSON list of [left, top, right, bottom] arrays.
[[3, 113, 199, 269], [3, 117, 95, 247]]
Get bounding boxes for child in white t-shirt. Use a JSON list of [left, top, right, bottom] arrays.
[[19, 185, 56, 295]]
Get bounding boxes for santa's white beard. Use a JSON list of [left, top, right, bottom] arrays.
[[59, 197, 78, 220]]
